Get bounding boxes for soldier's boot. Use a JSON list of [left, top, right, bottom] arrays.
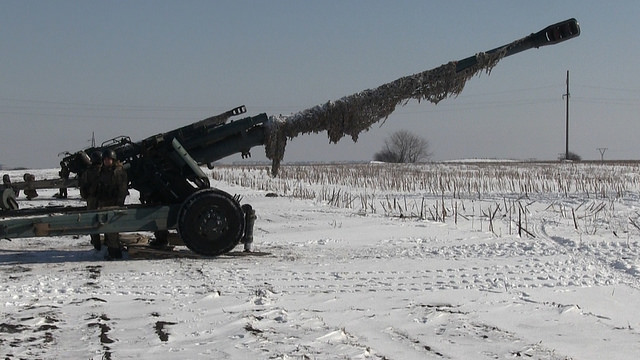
[[90, 234, 101, 251], [105, 247, 123, 260], [104, 233, 124, 260], [149, 230, 170, 249]]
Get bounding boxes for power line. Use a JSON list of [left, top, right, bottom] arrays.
[[0, 96, 219, 111], [3, 81, 636, 120], [0, 83, 565, 112], [571, 97, 639, 106], [572, 83, 640, 93]]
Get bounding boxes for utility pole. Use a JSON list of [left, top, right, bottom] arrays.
[[597, 147, 608, 161], [562, 70, 570, 160]]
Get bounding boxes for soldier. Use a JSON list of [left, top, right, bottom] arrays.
[[96, 149, 129, 260], [54, 161, 70, 199], [22, 173, 38, 200], [79, 151, 103, 250], [2, 174, 19, 197]]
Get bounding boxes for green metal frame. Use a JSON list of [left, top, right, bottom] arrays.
[[0, 204, 179, 239]]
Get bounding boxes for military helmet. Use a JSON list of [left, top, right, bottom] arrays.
[[90, 151, 103, 164], [102, 149, 117, 161]]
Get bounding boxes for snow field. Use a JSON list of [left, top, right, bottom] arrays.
[[2, 162, 640, 359]]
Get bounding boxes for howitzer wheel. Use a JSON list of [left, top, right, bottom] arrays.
[[177, 189, 245, 256]]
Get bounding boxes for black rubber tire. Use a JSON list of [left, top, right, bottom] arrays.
[[177, 189, 245, 256]]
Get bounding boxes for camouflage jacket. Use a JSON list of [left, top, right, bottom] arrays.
[[96, 161, 128, 207], [79, 164, 101, 200]]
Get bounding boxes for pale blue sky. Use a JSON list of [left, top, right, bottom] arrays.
[[1, 1, 639, 168]]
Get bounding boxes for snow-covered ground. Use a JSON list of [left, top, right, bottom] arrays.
[[1, 164, 640, 359]]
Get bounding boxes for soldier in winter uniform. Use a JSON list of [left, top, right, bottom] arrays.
[[79, 151, 103, 250], [2, 174, 19, 197], [96, 149, 129, 259], [55, 161, 70, 199], [22, 173, 38, 200]]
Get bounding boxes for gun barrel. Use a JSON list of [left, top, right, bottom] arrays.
[[264, 18, 581, 175], [456, 18, 580, 73]]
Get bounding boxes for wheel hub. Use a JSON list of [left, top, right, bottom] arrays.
[[198, 208, 228, 239]]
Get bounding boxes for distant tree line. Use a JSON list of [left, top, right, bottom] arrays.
[[374, 130, 586, 163]]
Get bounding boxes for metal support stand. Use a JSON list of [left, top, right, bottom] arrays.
[[241, 204, 256, 252]]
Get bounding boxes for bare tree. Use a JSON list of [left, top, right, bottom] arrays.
[[374, 130, 432, 163], [558, 151, 581, 161]]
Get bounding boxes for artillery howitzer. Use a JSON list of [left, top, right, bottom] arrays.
[[1, 105, 264, 256], [0, 19, 580, 256]]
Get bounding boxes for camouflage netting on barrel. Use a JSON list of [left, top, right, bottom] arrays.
[[264, 50, 506, 176]]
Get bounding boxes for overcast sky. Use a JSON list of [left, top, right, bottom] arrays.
[[1, 1, 638, 169]]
